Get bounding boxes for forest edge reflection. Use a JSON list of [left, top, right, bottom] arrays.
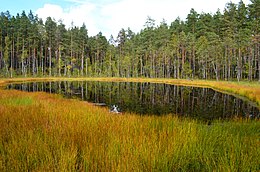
[[7, 81, 260, 121]]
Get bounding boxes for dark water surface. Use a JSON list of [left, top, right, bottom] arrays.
[[7, 81, 259, 121]]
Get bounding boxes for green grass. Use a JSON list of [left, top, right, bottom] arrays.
[[0, 78, 259, 171], [0, 97, 33, 106]]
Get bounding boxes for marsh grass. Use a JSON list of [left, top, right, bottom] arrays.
[[0, 97, 33, 106], [0, 78, 259, 171]]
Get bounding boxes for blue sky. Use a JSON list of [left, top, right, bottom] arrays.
[[0, 0, 251, 38], [0, 0, 63, 14]]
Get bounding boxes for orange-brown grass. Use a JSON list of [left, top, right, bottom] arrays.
[[0, 86, 259, 171]]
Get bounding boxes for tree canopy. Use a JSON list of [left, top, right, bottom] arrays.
[[0, 0, 259, 81]]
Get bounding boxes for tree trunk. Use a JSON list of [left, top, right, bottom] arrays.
[[249, 47, 253, 81], [49, 46, 52, 76], [253, 44, 256, 79], [28, 43, 31, 76], [45, 47, 48, 76], [58, 44, 61, 77], [212, 62, 219, 81], [3, 59, 9, 77], [192, 45, 195, 79], [109, 51, 112, 77], [35, 50, 38, 75], [173, 57, 176, 78], [118, 51, 120, 77], [40, 45, 43, 76], [81, 42, 84, 76], [177, 55, 180, 79], [85, 57, 88, 76], [181, 46, 185, 78], [33, 47, 36, 76], [10, 41, 13, 78], [140, 56, 143, 77], [236, 47, 241, 82], [227, 47, 231, 80], [224, 47, 227, 80], [22, 39, 25, 77], [94, 53, 97, 76]]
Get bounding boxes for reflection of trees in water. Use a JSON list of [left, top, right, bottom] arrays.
[[8, 81, 259, 120]]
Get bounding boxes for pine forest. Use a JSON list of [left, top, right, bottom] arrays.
[[0, 0, 259, 81]]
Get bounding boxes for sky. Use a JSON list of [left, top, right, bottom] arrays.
[[0, 0, 251, 38]]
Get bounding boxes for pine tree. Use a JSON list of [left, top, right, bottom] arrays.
[[45, 17, 57, 76]]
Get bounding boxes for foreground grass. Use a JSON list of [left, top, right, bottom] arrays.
[[0, 78, 259, 171]]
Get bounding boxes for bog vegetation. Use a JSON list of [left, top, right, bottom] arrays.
[[0, 0, 260, 171], [0, 1, 259, 81], [0, 78, 260, 171]]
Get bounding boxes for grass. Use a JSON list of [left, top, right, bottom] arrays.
[[0, 78, 259, 171], [0, 97, 33, 106]]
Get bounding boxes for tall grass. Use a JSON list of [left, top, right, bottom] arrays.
[[0, 87, 259, 171]]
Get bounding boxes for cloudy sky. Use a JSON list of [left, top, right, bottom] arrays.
[[1, 0, 251, 38]]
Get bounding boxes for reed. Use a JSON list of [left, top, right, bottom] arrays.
[[0, 78, 259, 171]]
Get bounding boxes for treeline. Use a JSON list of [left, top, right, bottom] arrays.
[[0, 0, 259, 81]]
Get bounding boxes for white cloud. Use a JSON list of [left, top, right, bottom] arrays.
[[101, 0, 251, 37], [36, 0, 251, 39], [36, 4, 64, 20], [36, 2, 98, 36]]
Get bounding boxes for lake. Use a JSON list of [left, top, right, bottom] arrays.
[[7, 81, 259, 121]]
